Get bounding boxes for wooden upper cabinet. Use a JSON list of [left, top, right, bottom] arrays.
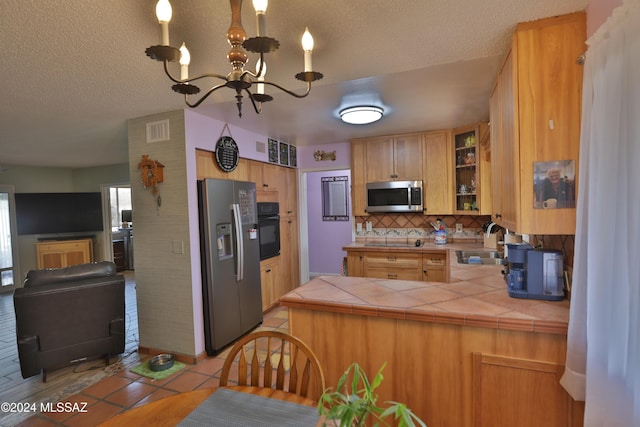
[[490, 12, 585, 234], [392, 134, 423, 181], [422, 130, 453, 215], [364, 137, 395, 182], [195, 149, 248, 181], [247, 159, 278, 192], [350, 140, 368, 216], [362, 133, 423, 182]]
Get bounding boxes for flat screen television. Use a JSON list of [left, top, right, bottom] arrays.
[[15, 192, 104, 235]]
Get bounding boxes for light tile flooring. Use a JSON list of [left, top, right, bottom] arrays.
[[0, 272, 289, 427]]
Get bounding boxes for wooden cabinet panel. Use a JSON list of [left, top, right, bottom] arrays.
[[364, 137, 395, 182], [195, 149, 248, 181], [345, 249, 448, 283], [422, 252, 447, 282], [423, 130, 453, 214], [365, 251, 422, 281], [346, 251, 365, 277], [393, 134, 423, 181], [277, 167, 297, 217], [288, 307, 581, 427], [473, 353, 570, 427], [358, 133, 424, 183], [490, 12, 584, 234], [260, 259, 280, 311], [36, 239, 93, 269], [350, 140, 368, 216]]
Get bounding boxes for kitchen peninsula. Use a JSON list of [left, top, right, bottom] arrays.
[[280, 259, 583, 426]]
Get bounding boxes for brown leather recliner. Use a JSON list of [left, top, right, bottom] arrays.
[[13, 261, 126, 381]]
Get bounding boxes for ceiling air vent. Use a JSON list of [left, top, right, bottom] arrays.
[[146, 119, 170, 143]]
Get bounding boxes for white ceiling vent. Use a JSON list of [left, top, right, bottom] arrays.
[[146, 119, 170, 143], [255, 140, 266, 153]]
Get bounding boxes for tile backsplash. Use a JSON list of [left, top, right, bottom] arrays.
[[354, 213, 576, 267]]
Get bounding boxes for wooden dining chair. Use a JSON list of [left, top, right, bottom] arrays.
[[219, 330, 326, 401]]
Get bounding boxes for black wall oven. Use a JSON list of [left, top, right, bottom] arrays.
[[257, 202, 280, 260]]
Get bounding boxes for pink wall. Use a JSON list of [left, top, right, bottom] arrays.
[[587, 0, 623, 36], [306, 169, 353, 275]]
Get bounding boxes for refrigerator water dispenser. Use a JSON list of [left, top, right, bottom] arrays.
[[216, 223, 233, 260]]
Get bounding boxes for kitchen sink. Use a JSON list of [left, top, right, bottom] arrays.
[[455, 250, 506, 265]]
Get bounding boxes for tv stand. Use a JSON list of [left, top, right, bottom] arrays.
[[35, 238, 93, 269]]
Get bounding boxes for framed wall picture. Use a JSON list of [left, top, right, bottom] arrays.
[[279, 142, 289, 166], [533, 160, 576, 209], [268, 138, 279, 164], [289, 145, 297, 167]]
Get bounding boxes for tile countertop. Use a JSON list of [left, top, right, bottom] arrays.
[[280, 250, 570, 335]]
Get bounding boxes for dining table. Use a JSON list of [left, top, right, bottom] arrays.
[[98, 385, 323, 427]]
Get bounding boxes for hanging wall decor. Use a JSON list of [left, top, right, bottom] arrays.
[[138, 154, 164, 197]]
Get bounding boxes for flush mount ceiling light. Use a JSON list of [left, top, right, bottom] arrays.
[[339, 106, 384, 125], [145, 0, 323, 117]]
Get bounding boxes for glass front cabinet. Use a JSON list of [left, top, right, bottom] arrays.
[[452, 123, 490, 214]]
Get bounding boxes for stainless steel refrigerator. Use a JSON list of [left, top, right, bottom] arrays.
[[198, 179, 263, 355]]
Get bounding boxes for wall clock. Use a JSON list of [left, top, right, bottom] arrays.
[[215, 136, 240, 172], [137, 154, 164, 195]]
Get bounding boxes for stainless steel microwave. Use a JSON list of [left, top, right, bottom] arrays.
[[366, 180, 423, 213]]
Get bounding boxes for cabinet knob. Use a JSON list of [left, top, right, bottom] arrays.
[[266, 268, 272, 273], [495, 213, 502, 218], [263, 184, 269, 188]]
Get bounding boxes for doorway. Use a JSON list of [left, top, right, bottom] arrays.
[[102, 184, 133, 271], [0, 185, 19, 293]]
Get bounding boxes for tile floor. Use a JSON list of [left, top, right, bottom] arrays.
[[0, 272, 289, 427]]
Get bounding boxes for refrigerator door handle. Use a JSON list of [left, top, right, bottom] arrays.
[[232, 203, 244, 282]]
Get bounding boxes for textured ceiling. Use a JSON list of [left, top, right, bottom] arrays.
[[0, 0, 589, 168]]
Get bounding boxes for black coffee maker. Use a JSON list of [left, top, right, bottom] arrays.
[[504, 243, 565, 301]]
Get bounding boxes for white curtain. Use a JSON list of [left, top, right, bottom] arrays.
[[560, 0, 640, 425]]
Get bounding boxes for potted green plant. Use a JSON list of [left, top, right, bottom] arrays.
[[317, 362, 427, 427]]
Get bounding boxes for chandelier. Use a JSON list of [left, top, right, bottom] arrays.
[[145, 0, 323, 117]]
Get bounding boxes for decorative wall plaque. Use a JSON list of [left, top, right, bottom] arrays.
[[214, 136, 239, 172], [268, 138, 279, 163], [289, 145, 297, 167], [279, 142, 289, 166]]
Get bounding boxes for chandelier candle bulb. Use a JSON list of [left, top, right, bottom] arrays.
[[252, 0, 268, 36], [302, 27, 314, 72], [179, 43, 190, 80], [155, 0, 173, 46]]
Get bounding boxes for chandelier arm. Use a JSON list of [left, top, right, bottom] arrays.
[[163, 60, 228, 85], [262, 80, 313, 99], [244, 89, 263, 115], [183, 83, 229, 108], [241, 51, 266, 81]]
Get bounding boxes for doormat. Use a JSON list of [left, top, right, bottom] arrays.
[[130, 359, 186, 381]]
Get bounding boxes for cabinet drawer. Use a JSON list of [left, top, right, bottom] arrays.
[[366, 266, 422, 281], [423, 254, 446, 266], [364, 253, 421, 268]]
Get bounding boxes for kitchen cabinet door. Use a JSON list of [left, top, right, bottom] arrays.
[[195, 149, 248, 181], [260, 259, 280, 311], [490, 12, 584, 234], [350, 140, 368, 216], [393, 134, 423, 181], [363, 133, 423, 182], [277, 167, 297, 218], [423, 130, 453, 215], [364, 137, 395, 182]]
